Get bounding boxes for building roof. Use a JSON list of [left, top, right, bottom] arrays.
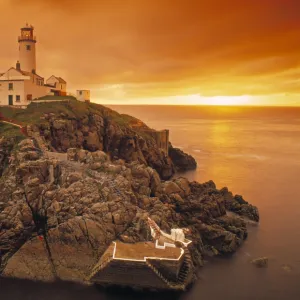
[[48, 75, 66, 84], [57, 77, 66, 84], [19, 70, 44, 79], [89, 220, 193, 291], [89, 241, 191, 291], [21, 23, 34, 30], [0, 67, 43, 79], [114, 241, 182, 260]]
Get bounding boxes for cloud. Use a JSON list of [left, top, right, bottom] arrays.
[[1, 0, 300, 104]]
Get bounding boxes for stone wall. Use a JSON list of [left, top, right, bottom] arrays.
[[91, 260, 169, 289]]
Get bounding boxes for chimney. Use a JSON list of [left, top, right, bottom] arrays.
[[16, 61, 21, 71]]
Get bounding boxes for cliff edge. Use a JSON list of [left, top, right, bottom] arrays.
[[1, 101, 196, 180]]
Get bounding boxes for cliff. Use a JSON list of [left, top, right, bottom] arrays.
[[0, 102, 259, 289], [0, 101, 196, 179]]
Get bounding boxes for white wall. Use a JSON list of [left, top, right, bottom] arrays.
[[0, 81, 26, 106], [19, 41, 36, 73], [46, 76, 66, 92], [77, 90, 90, 102], [0, 69, 28, 106], [46, 75, 57, 86], [24, 79, 49, 100], [60, 83, 66, 92], [0, 80, 49, 107], [0, 68, 49, 106], [0, 68, 30, 81]]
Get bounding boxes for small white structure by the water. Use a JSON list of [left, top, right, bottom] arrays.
[[76, 90, 90, 102], [148, 217, 192, 249]]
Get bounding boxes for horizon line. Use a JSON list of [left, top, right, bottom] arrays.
[[103, 103, 300, 108]]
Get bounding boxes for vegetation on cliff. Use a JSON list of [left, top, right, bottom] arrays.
[[1, 101, 196, 179]]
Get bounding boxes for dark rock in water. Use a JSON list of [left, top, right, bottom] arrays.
[[221, 188, 259, 222], [251, 257, 268, 268], [169, 144, 197, 172]]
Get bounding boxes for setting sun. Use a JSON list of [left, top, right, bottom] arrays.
[[185, 95, 252, 106]]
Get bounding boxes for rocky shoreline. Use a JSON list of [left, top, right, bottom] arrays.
[[0, 102, 259, 289]]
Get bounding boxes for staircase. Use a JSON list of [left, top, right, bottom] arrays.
[[88, 256, 113, 281], [177, 247, 192, 285], [146, 260, 184, 291], [147, 218, 161, 239], [146, 246, 193, 291]]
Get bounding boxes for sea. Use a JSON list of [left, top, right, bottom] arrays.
[[1, 105, 300, 300]]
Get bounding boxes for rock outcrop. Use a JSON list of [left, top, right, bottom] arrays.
[[0, 137, 259, 283], [169, 144, 197, 171], [21, 103, 185, 180], [251, 257, 268, 268], [0, 137, 15, 177]]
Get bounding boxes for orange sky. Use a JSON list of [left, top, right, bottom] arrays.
[[1, 0, 300, 105]]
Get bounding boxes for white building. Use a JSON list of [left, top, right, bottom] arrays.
[[45, 76, 67, 96], [0, 24, 67, 108], [76, 90, 90, 102]]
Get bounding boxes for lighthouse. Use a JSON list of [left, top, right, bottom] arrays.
[[18, 23, 37, 73], [0, 24, 69, 107]]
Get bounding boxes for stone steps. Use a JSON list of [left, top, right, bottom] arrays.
[[146, 260, 185, 291], [88, 256, 113, 280]]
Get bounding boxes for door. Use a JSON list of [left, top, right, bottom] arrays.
[[8, 95, 13, 105]]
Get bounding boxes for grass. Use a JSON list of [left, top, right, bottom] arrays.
[[0, 100, 153, 136], [36, 95, 77, 101], [0, 122, 25, 141], [1, 100, 91, 125]]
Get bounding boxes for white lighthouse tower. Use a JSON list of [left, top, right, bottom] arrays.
[[18, 23, 37, 73]]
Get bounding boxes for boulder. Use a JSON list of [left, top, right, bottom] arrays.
[[251, 257, 268, 268], [169, 144, 197, 171]]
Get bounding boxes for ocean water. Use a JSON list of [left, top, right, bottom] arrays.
[[109, 105, 300, 300], [2, 105, 300, 299]]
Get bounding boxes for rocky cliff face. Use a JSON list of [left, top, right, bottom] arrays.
[[169, 144, 197, 171], [0, 137, 15, 177], [0, 137, 259, 283], [21, 102, 195, 180]]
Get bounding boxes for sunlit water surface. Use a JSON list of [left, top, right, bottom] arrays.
[[2, 105, 300, 300]]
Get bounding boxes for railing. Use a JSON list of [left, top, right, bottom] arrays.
[[88, 256, 113, 281], [18, 36, 36, 42]]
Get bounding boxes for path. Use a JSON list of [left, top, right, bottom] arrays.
[[0, 120, 22, 128], [46, 152, 85, 173]]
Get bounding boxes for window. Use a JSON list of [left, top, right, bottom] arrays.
[[26, 45, 31, 51], [8, 83, 13, 90], [27, 94, 32, 101], [79, 91, 82, 95], [16, 95, 21, 102]]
